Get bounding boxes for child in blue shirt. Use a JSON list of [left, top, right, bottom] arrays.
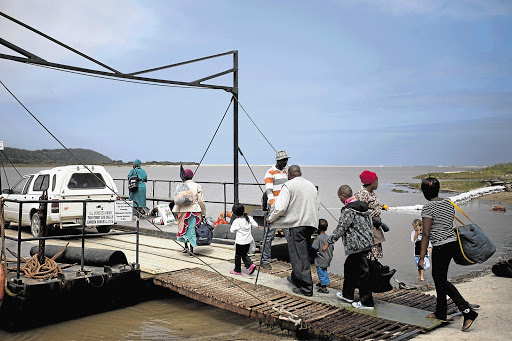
[[312, 219, 334, 293]]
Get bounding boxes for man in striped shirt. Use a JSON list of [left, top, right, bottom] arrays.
[[261, 150, 290, 269]]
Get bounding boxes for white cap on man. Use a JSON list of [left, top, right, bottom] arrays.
[[275, 150, 290, 161]]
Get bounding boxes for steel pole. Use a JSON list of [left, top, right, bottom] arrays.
[[233, 51, 239, 204]]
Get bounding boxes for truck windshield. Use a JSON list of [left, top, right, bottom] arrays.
[[68, 173, 106, 189]]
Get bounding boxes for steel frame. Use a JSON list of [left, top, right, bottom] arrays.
[[0, 11, 242, 203]]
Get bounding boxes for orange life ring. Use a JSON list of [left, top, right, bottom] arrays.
[[214, 211, 232, 228], [0, 264, 5, 307], [218, 211, 232, 220]]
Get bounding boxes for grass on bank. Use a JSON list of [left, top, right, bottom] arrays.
[[407, 180, 487, 192], [414, 162, 512, 180]]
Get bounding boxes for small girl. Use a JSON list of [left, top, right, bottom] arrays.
[[229, 203, 257, 275], [411, 218, 431, 281]]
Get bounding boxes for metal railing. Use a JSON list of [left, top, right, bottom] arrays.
[[1, 198, 140, 285], [114, 178, 265, 216]]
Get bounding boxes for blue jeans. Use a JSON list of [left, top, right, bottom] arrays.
[[317, 267, 330, 286], [261, 227, 275, 264]]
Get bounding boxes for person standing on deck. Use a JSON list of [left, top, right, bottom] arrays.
[[260, 150, 290, 269], [172, 168, 206, 257], [127, 159, 147, 214], [354, 170, 386, 261], [267, 165, 319, 297], [322, 185, 375, 309]]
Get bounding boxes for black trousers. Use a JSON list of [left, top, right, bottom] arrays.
[[432, 241, 470, 319], [285, 226, 316, 295], [234, 243, 252, 273], [343, 250, 374, 307]]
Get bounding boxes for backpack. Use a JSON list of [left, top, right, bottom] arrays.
[[196, 218, 213, 246], [174, 183, 194, 206], [128, 170, 139, 192]]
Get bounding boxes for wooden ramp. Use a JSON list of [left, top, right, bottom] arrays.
[[155, 259, 450, 340]]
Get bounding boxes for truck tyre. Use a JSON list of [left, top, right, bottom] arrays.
[[96, 225, 111, 233], [31, 213, 41, 238]]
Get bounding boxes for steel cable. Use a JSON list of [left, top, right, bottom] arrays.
[[194, 97, 233, 175]]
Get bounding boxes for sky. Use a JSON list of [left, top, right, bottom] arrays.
[[0, 0, 511, 166]]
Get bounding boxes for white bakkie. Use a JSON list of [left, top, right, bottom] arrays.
[[1, 165, 120, 237]]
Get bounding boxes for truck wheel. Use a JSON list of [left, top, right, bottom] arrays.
[[96, 225, 111, 233], [31, 213, 41, 237]]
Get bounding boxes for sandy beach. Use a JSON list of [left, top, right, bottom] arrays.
[[414, 273, 512, 340], [477, 191, 512, 204]]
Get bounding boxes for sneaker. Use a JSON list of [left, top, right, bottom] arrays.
[[230, 270, 242, 275], [182, 247, 188, 253], [292, 287, 313, 297], [286, 276, 295, 286], [260, 263, 272, 270], [461, 309, 478, 332], [248, 264, 256, 275], [351, 301, 374, 310], [336, 292, 354, 303], [317, 286, 329, 294]]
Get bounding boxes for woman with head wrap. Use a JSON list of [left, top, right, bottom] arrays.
[[127, 159, 147, 213], [172, 167, 206, 256]]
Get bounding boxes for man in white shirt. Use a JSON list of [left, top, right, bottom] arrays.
[[267, 165, 319, 296]]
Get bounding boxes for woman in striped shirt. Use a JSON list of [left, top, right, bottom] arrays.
[[418, 177, 478, 332]]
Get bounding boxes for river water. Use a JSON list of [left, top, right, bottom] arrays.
[[1, 165, 511, 340]]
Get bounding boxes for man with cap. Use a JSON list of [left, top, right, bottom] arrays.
[[260, 150, 290, 269], [267, 165, 319, 297], [354, 170, 387, 260]]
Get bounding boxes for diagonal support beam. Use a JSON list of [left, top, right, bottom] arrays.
[[191, 68, 237, 85], [0, 37, 46, 62], [0, 11, 122, 74], [127, 51, 236, 76]]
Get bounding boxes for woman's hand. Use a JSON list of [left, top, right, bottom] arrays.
[[418, 258, 425, 270]]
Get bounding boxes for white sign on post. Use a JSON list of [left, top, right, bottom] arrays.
[[115, 200, 133, 222], [0, 141, 3, 150], [86, 202, 114, 226]]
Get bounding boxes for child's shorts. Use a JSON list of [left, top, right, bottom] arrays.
[[316, 267, 330, 285], [415, 256, 430, 270]]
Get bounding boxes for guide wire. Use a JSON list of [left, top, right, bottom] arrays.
[[233, 95, 276, 152], [0, 150, 23, 178], [238, 147, 264, 193], [194, 97, 233, 176], [1, 163, 11, 189]]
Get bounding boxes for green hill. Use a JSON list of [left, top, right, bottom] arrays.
[[0, 147, 196, 166], [0, 147, 112, 165]]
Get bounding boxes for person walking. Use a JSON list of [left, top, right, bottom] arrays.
[[172, 168, 206, 257], [354, 170, 386, 261], [418, 176, 478, 331], [127, 159, 147, 214], [322, 185, 375, 310], [311, 219, 333, 294], [267, 165, 319, 297], [261, 150, 290, 269], [229, 203, 257, 276]]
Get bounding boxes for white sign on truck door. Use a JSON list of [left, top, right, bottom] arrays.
[[86, 202, 114, 226], [115, 200, 133, 222]]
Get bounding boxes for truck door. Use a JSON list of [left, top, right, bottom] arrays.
[[3, 175, 33, 223]]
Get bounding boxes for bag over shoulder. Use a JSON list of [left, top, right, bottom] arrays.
[[449, 200, 496, 266]]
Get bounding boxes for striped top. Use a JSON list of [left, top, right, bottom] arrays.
[[421, 199, 457, 246], [264, 165, 288, 206]]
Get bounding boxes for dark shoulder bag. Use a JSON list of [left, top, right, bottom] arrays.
[[129, 170, 139, 192]]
